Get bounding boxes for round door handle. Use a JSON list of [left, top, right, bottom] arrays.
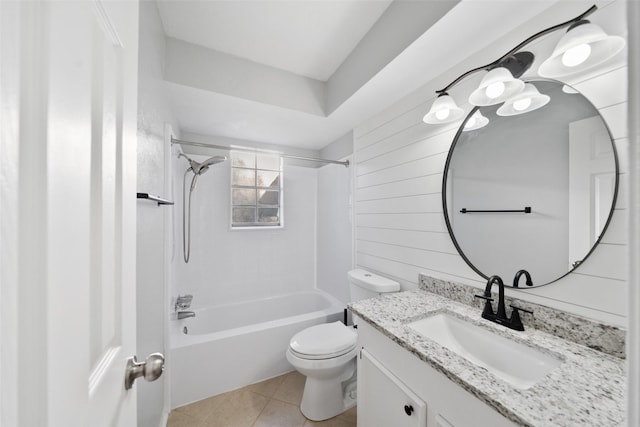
[[404, 404, 414, 416], [124, 352, 165, 390]]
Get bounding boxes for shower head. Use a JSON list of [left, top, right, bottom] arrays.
[[179, 153, 227, 175], [196, 155, 227, 175]]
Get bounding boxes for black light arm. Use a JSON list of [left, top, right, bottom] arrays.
[[435, 4, 597, 95]]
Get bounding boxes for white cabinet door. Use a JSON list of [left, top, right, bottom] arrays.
[[358, 349, 427, 427]]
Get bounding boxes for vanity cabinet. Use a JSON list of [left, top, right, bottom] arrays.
[[359, 349, 427, 426], [357, 321, 517, 427]]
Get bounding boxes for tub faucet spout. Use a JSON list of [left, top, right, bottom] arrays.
[[177, 311, 196, 320]]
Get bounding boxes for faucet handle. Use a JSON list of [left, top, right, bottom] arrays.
[[507, 305, 532, 331], [474, 294, 494, 317], [509, 304, 533, 315]]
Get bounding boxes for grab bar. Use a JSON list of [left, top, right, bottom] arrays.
[[460, 206, 531, 214]]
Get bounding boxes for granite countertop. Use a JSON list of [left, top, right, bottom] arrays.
[[349, 289, 626, 427]]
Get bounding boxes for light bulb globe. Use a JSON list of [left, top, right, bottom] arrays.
[[485, 81, 505, 99], [423, 93, 464, 124], [561, 43, 591, 67], [435, 109, 450, 120], [513, 98, 532, 111]]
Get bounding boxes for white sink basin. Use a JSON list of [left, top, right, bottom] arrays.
[[408, 313, 562, 389]]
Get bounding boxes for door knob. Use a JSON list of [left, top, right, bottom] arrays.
[[124, 352, 165, 390]]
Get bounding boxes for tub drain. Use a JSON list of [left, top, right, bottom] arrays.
[[183, 326, 188, 335]]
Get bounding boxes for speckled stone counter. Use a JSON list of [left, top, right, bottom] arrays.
[[349, 290, 626, 427], [420, 275, 626, 359]]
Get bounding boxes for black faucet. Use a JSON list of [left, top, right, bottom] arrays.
[[474, 275, 532, 331], [513, 269, 533, 287]]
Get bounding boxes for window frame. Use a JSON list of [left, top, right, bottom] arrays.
[[230, 150, 284, 230]]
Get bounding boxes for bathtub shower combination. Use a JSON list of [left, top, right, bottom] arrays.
[[170, 289, 344, 407]]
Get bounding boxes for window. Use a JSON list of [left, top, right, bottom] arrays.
[[231, 150, 282, 228]]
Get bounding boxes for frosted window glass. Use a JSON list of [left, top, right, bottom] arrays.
[[231, 150, 283, 227], [232, 189, 256, 205], [258, 190, 279, 206], [257, 170, 280, 188], [232, 207, 256, 224], [232, 151, 255, 168], [232, 168, 255, 186]]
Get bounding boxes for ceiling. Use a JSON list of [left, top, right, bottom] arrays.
[[154, 1, 616, 153], [155, 0, 466, 151], [156, 0, 393, 81]]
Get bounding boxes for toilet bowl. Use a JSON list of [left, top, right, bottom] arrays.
[[286, 321, 358, 421], [286, 269, 400, 421]]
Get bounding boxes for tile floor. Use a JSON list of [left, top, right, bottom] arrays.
[[167, 371, 357, 427]]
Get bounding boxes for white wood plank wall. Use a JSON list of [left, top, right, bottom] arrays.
[[354, 2, 628, 327]]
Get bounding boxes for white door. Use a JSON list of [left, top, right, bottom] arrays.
[[568, 116, 616, 268], [0, 1, 141, 426]]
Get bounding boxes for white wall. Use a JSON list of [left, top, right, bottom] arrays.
[[354, 1, 628, 326], [317, 160, 354, 304], [136, 2, 176, 426], [171, 154, 318, 309]]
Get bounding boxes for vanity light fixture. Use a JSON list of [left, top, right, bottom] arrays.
[[538, 20, 625, 78], [468, 67, 525, 106], [496, 83, 550, 116], [422, 92, 465, 124], [463, 110, 489, 131], [423, 5, 622, 126]]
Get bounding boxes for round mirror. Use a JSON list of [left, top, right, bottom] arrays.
[[443, 79, 618, 287]]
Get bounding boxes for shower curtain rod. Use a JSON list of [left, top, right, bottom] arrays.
[[171, 137, 350, 167]]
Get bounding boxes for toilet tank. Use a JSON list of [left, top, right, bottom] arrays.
[[348, 269, 400, 302]]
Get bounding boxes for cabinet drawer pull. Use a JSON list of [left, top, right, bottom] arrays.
[[404, 404, 414, 416]]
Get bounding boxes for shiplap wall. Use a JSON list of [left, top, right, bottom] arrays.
[[354, 2, 628, 327]]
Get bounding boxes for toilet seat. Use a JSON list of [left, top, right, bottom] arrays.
[[289, 321, 357, 360]]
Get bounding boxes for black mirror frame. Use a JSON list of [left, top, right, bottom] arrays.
[[441, 81, 620, 288]]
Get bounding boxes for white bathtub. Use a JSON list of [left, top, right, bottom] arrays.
[[170, 289, 344, 407]]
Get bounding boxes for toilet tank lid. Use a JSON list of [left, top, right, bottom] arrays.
[[348, 269, 400, 293]]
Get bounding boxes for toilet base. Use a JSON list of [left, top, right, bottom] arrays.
[[299, 366, 357, 421]]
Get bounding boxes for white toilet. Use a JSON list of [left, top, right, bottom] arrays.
[[286, 269, 400, 421]]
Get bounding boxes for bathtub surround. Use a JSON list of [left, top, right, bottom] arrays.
[[171, 156, 318, 308], [170, 130, 354, 309], [349, 290, 625, 427], [420, 274, 625, 359], [317, 158, 354, 304]]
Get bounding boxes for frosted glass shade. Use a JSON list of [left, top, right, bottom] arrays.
[[538, 21, 625, 78], [463, 110, 489, 131], [497, 83, 550, 116], [423, 94, 464, 124], [468, 67, 525, 106]]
